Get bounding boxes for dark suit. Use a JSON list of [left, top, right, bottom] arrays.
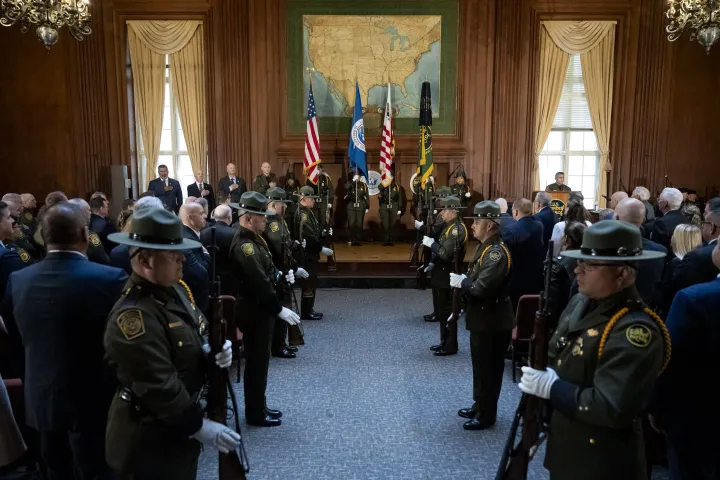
[[635, 238, 667, 309], [182, 225, 210, 312], [89, 213, 117, 254], [0, 243, 30, 378], [661, 241, 719, 313], [200, 222, 237, 297], [502, 216, 545, 309], [642, 200, 656, 223], [187, 182, 216, 217], [498, 212, 516, 232], [650, 209, 688, 252], [218, 176, 247, 204], [650, 278, 720, 480], [4, 252, 126, 479], [148, 177, 183, 213], [110, 244, 131, 275], [533, 206, 558, 254]]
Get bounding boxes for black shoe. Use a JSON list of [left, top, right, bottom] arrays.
[[302, 312, 322, 320], [286, 346, 299, 353], [424, 313, 437, 322], [463, 418, 495, 430], [458, 407, 477, 419], [247, 415, 282, 427], [430, 345, 442, 352], [311, 310, 324, 319], [272, 348, 296, 359], [265, 408, 283, 419], [434, 349, 457, 356]]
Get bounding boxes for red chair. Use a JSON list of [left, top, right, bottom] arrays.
[[509, 294, 540, 382]]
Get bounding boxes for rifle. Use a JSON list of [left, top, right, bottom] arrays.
[[207, 227, 250, 478], [409, 181, 423, 266], [322, 174, 337, 272], [495, 241, 554, 480], [416, 185, 434, 289], [450, 210, 463, 331]]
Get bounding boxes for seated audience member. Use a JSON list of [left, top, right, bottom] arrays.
[[185, 196, 198, 204], [116, 209, 133, 232], [650, 240, 720, 480], [503, 198, 545, 309], [607, 191, 628, 216], [34, 191, 68, 248], [598, 208, 614, 221], [632, 186, 655, 224], [495, 198, 515, 230], [547, 221, 586, 331], [200, 205, 237, 295], [663, 224, 702, 284], [550, 200, 592, 256], [110, 197, 164, 275], [68, 199, 111, 265], [122, 198, 136, 211], [195, 197, 212, 226], [651, 187, 688, 252], [532, 191, 558, 253], [179, 202, 210, 312]]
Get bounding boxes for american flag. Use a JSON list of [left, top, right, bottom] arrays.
[[380, 83, 394, 187], [304, 83, 321, 185]]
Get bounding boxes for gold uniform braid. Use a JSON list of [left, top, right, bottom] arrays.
[[178, 279, 195, 305], [598, 307, 672, 373]]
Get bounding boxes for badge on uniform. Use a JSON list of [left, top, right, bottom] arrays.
[[586, 328, 599, 337], [270, 222, 279, 233], [241, 243, 254, 256], [451, 228, 458, 236], [117, 310, 146, 340], [90, 233, 101, 247], [572, 337, 584, 356], [24, 212, 32, 221], [301, 213, 308, 222], [488, 250, 501, 262], [626, 324, 651, 348], [16, 248, 30, 263]]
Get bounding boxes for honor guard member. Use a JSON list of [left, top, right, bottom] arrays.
[[308, 164, 334, 232], [345, 173, 369, 246], [230, 191, 301, 427], [253, 161, 277, 195], [284, 171, 301, 224], [103, 208, 239, 479], [450, 201, 514, 430], [294, 186, 334, 320], [412, 174, 436, 221], [422, 196, 467, 356], [518, 221, 669, 480], [263, 187, 309, 357], [450, 168, 472, 207], [20, 193, 38, 234], [378, 174, 405, 246]]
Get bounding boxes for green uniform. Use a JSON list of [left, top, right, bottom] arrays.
[[430, 219, 467, 353], [5, 242, 34, 266], [294, 205, 322, 318], [284, 183, 301, 226], [544, 288, 665, 480], [412, 179, 435, 221], [104, 274, 207, 479], [345, 180, 369, 243], [546, 183, 572, 192], [11, 228, 41, 260], [460, 235, 513, 423], [451, 183, 471, 207], [229, 226, 283, 421], [19, 209, 38, 236], [264, 215, 303, 348], [88, 232, 110, 265], [308, 174, 334, 231], [253, 174, 277, 195], [377, 182, 404, 244]]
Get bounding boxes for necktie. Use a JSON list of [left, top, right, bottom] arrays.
[[165, 179, 168, 187]]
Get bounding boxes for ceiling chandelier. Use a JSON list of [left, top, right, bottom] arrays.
[[666, 0, 720, 53], [0, 0, 92, 50]]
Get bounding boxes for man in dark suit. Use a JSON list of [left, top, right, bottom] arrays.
[[147, 164, 183, 213], [88, 196, 116, 253], [614, 198, 667, 309], [187, 170, 216, 218], [218, 163, 247, 205], [502, 198, 544, 309], [179, 202, 210, 312], [532, 191, 557, 253], [3, 202, 127, 479], [650, 187, 688, 253], [495, 198, 516, 231], [200, 204, 237, 296], [649, 243, 720, 480]]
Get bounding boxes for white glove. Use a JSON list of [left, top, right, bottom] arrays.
[[414, 220, 424, 229], [202, 340, 233, 369], [465, 192, 471, 198], [422, 236, 435, 248], [365, 209, 369, 214], [285, 270, 295, 284], [518, 366, 559, 400], [328, 204, 332, 210], [278, 307, 301, 326], [328, 228, 333, 236], [191, 418, 241, 454], [449, 273, 467, 288], [296, 267, 309, 279], [423, 263, 434, 272], [397, 210, 401, 216], [321, 247, 334, 256], [353, 175, 360, 181], [302, 239, 306, 249]]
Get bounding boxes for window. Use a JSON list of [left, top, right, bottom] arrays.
[[539, 54, 600, 209], [135, 55, 194, 193]]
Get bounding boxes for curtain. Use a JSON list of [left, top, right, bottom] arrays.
[[536, 20, 616, 206], [533, 26, 570, 191], [170, 25, 207, 177], [126, 20, 205, 184]]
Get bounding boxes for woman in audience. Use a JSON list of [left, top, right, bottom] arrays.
[[550, 200, 592, 256], [116, 209, 133, 232], [661, 224, 703, 300], [547, 221, 587, 331]]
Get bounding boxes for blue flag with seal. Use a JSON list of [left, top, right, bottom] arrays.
[[348, 82, 367, 177]]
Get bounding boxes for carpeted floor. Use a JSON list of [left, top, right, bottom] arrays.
[[197, 288, 668, 480]]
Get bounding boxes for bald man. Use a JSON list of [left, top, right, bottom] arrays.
[[219, 163, 247, 204], [614, 198, 666, 308], [495, 198, 515, 230], [253, 161, 277, 195], [68, 198, 110, 265], [180, 202, 210, 311], [199, 205, 237, 296]]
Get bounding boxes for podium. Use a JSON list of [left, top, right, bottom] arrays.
[[532, 190, 569, 217]]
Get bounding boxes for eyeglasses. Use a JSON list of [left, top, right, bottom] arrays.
[[575, 261, 623, 270]]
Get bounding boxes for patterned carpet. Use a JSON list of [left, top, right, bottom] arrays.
[[197, 288, 668, 480]]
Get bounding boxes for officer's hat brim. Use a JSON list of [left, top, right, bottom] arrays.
[[463, 214, 501, 220], [560, 248, 666, 262], [107, 232, 201, 251], [265, 198, 293, 204], [293, 193, 321, 200], [229, 203, 275, 215]]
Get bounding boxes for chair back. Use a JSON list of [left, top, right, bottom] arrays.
[[514, 294, 540, 340]]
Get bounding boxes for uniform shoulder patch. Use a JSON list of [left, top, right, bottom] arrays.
[[89, 233, 101, 247], [488, 250, 502, 262], [451, 228, 458, 236], [270, 222, 279, 233], [301, 213, 308, 222], [241, 243, 254, 256], [117, 310, 146, 340], [24, 212, 32, 221], [625, 324, 652, 348], [16, 248, 30, 263]]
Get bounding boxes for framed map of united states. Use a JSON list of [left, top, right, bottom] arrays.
[[286, 0, 459, 136]]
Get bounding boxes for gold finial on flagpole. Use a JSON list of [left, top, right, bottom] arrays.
[[305, 66, 316, 85]]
